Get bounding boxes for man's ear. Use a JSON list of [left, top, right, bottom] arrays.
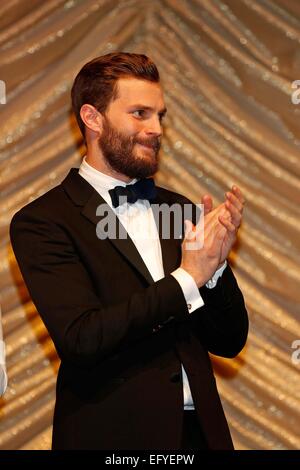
[[80, 104, 103, 136]]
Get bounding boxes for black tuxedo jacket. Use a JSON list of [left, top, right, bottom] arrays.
[[10, 168, 248, 450]]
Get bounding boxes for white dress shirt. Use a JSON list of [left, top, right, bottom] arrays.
[[0, 307, 7, 396], [79, 157, 226, 409]]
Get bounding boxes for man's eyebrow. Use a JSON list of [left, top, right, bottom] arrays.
[[128, 105, 167, 115]]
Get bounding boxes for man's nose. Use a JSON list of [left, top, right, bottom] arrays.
[[145, 116, 162, 136]]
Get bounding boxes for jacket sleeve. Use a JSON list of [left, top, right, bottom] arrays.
[[10, 209, 189, 368], [191, 263, 249, 358]]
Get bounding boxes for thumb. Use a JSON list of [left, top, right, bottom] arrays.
[[184, 219, 195, 240], [201, 194, 213, 215]]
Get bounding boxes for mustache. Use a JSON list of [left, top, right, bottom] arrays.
[[134, 137, 161, 151]]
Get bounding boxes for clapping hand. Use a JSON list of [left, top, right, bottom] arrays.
[[201, 186, 245, 267]]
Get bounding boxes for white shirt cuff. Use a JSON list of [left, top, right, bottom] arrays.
[[205, 260, 227, 289], [171, 268, 204, 314]]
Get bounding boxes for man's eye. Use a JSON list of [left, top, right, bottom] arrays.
[[132, 110, 145, 118]]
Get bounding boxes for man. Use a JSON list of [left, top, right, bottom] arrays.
[[10, 52, 248, 450]]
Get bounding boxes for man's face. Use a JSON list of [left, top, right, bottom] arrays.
[[98, 77, 166, 179]]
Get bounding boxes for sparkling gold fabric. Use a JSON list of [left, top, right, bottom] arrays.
[[1, 0, 300, 450]]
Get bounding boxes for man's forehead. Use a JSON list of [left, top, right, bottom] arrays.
[[115, 77, 164, 105]]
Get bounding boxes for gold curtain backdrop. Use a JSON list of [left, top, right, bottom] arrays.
[[0, 0, 300, 450]]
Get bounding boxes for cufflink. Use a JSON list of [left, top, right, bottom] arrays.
[[187, 303, 192, 311]]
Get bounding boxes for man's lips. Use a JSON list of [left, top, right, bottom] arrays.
[[137, 143, 157, 150]]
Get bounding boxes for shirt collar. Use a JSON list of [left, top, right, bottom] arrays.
[[79, 156, 138, 192]]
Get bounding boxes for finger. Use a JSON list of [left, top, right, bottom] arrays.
[[205, 202, 226, 222], [204, 204, 230, 236], [225, 191, 243, 212], [184, 219, 193, 234], [232, 185, 245, 205], [218, 214, 236, 233], [204, 208, 225, 235], [204, 211, 230, 247], [204, 218, 226, 247], [201, 195, 213, 215], [184, 219, 196, 241], [225, 200, 242, 228]]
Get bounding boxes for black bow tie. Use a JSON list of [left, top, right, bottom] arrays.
[[108, 178, 157, 208]]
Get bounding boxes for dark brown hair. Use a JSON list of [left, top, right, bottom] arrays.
[[71, 52, 160, 140]]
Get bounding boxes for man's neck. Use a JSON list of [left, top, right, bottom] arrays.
[[85, 151, 132, 183]]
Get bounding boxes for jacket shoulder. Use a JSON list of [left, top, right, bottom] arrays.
[[10, 184, 66, 227]]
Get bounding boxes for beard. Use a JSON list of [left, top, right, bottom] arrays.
[[98, 115, 161, 179]]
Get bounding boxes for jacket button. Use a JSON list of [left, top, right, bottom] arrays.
[[170, 372, 181, 383]]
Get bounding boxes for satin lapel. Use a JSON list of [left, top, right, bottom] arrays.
[[81, 191, 155, 285]]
